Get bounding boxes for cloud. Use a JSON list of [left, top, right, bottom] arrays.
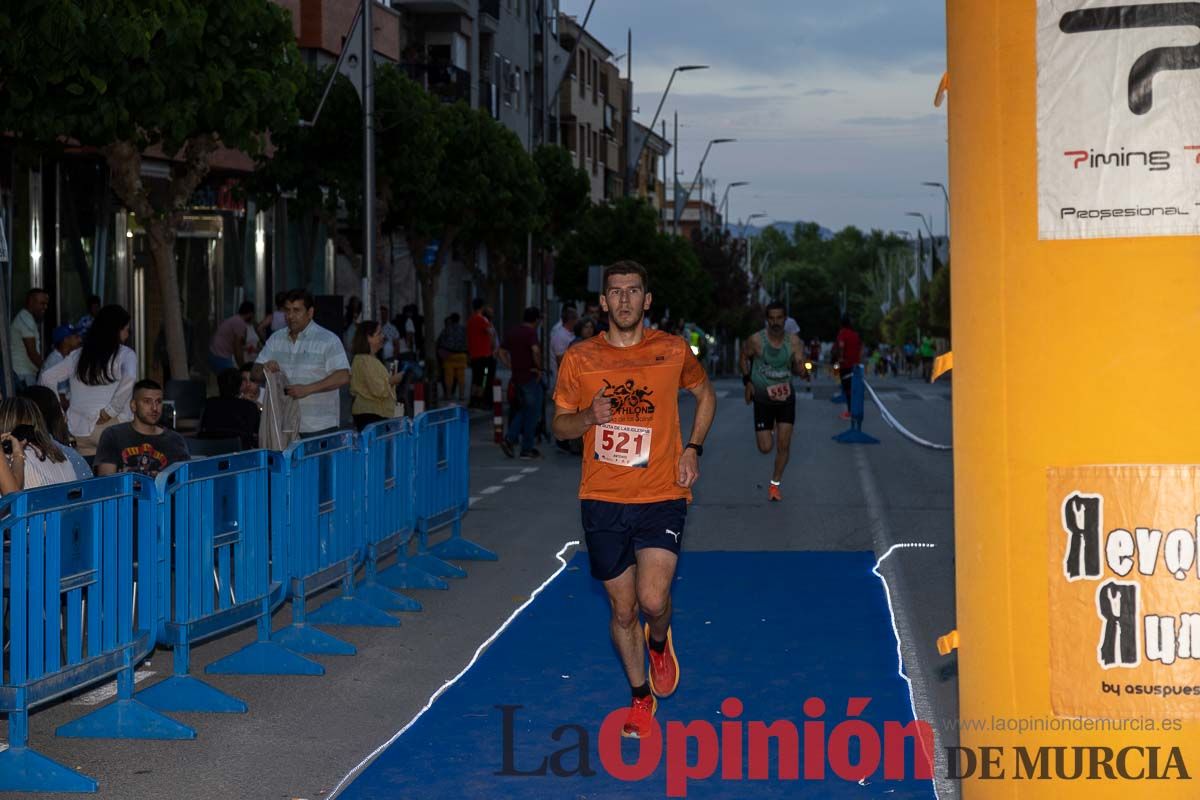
[[802, 88, 842, 96], [732, 84, 770, 92], [842, 113, 945, 126]]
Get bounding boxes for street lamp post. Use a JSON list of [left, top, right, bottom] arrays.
[[742, 212, 767, 279], [676, 138, 736, 234], [921, 181, 950, 239], [627, 65, 708, 195], [718, 181, 749, 230], [906, 211, 935, 240]]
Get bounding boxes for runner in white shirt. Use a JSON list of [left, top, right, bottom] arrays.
[[252, 289, 351, 436]]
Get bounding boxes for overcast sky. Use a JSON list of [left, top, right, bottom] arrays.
[[560, 0, 950, 236]]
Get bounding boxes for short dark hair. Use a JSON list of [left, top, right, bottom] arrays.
[[472, 297, 485, 311], [562, 305, 579, 323], [25, 287, 47, 302], [216, 368, 242, 400], [523, 306, 541, 323], [238, 301, 255, 316], [602, 260, 648, 293], [284, 289, 314, 310], [765, 301, 786, 316], [133, 379, 162, 396], [448, 312, 461, 324]]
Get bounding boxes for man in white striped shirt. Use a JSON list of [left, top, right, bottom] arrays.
[[252, 289, 350, 437]]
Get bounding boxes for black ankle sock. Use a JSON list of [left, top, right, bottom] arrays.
[[648, 635, 667, 653], [631, 681, 651, 699]]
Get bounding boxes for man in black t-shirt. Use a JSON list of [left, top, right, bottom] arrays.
[[95, 379, 190, 477]]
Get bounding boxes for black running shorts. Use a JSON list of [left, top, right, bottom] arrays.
[[581, 499, 687, 581], [753, 398, 796, 432]]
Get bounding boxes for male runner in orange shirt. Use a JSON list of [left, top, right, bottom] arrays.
[[553, 260, 717, 739]]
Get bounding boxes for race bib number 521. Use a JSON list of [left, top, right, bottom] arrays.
[[594, 423, 651, 468]]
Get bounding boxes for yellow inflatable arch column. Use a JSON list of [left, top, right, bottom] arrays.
[[950, 0, 1200, 796]]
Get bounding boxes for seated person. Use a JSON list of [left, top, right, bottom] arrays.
[[94, 379, 190, 477], [17, 385, 92, 481], [198, 368, 260, 449], [0, 397, 78, 493]]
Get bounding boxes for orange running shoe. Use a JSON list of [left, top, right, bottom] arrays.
[[621, 694, 658, 738], [768, 483, 782, 502], [644, 624, 680, 698]]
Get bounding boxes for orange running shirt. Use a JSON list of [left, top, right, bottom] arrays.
[[554, 328, 709, 504]]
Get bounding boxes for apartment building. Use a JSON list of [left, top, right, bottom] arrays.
[[557, 15, 626, 204]]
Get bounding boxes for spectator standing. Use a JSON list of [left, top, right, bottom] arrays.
[[252, 289, 351, 438], [342, 296, 363, 354], [379, 305, 401, 363], [572, 317, 596, 347], [550, 306, 578, 453], [831, 313, 863, 418], [0, 398, 78, 491], [17, 386, 91, 480], [39, 305, 137, 456], [467, 298, 496, 408], [391, 307, 420, 377], [41, 323, 83, 407], [349, 321, 402, 431], [257, 292, 287, 342], [75, 294, 102, 337], [94, 380, 190, 477], [208, 301, 256, 374], [11, 288, 49, 389], [497, 306, 543, 460], [199, 368, 261, 449], [436, 313, 469, 403]]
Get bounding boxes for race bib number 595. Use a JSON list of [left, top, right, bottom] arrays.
[[594, 423, 652, 468]]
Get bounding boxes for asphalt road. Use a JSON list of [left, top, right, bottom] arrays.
[[3, 372, 959, 800]]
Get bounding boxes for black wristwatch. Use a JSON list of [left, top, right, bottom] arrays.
[[685, 442, 704, 457]]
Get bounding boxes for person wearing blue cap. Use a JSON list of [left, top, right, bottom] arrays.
[[40, 323, 82, 407]]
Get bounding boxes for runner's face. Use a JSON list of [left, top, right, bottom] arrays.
[[600, 274, 650, 332], [766, 310, 786, 335]]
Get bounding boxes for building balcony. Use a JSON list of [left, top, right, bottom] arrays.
[[390, 0, 472, 15], [401, 62, 472, 104]]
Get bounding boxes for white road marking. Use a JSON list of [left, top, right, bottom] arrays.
[[855, 448, 947, 800], [328, 540, 582, 798], [73, 670, 156, 705], [480, 486, 504, 495], [520, 467, 539, 474], [468, 497, 482, 507], [502, 475, 525, 483]]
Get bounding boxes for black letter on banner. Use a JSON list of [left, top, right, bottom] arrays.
[[1098, 582, 1139, 668], [1063, 493, 1102, 579]]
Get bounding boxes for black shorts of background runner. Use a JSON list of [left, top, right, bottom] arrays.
[[581, 499, 686, 581], [753, 397, 796, 432]]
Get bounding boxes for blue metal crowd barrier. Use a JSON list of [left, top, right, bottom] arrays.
[[419, 406, 493, 565], [0, 475, 192, 793], [269, 432, 398, 656], [0, 414, 485, 793], [359, 419, 441, 597], [137, 451, 322, 715], [833, 364, 881, 444]]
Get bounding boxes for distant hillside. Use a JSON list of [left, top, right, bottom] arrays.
[[726, 220, 834, 240]]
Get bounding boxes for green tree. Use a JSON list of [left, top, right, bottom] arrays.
[[532, 145, 591, 254], [0, 0, 304, 378], [556, 198, 709, 323]]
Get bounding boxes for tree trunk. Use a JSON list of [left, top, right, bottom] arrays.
[[104, 136, 217, 382], [147, 220, 189, 380]]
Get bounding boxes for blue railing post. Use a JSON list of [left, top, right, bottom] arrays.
[[420, 406, 493, 565], [833, 365, 881, 445]]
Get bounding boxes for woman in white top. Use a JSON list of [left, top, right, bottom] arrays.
[[0, 398, 78, 493], [39, 305, 137, 456]]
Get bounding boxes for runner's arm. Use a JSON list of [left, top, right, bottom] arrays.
[[738, 335, 757, 377], [552, 390, 611, 441], [789, 333, 806, 374], [684, 377, 717, 449]]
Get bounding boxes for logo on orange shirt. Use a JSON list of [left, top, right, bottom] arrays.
[[602, 378, 656, 420]]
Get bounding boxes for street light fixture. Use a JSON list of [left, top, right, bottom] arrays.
[[921, 181, 949, 239], [628, 65, 709, 191], [675, 138, 736, 234], [906, 211, 934, 239], [742, 212, 768, 280], [718, 181, 750, 226]]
